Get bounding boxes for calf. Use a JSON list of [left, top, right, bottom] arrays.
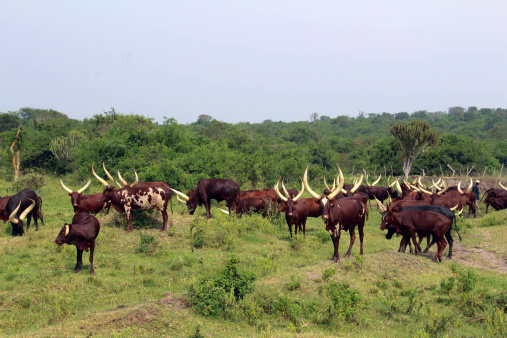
[[55, 213, 100, 275]]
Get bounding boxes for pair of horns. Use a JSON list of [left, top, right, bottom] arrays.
[[60, 179, 91, 194], [304, 164, 344, 200], [274, 179, 304, 202], [9, 199, 36, 224], [93, 163, 138, 188]]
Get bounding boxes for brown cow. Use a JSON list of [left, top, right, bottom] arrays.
[[376, 198, 451, 262], [275, 180, 308, 238], [60, 179, 111, 214], [304, 165, 366, 262], [55, 212, 100, 275]]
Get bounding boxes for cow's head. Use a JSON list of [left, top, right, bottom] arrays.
[[171, 188, 198, 214], [55, 223, 72, 245], [375, 196, 394, 231], [60, 179, 91, 207], [274, 179, 304, 217]]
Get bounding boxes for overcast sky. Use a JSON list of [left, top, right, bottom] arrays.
[[1, 1, 506, 125]]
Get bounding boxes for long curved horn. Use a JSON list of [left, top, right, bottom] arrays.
[[365, 174, 371, 186], [92, 164, 109, 187], [176, 195, 186, 203], [419, 186, 432, 195], [115, 180, 123, 188], [323, 177, 332, 192], [8, 201, 22, 224], [371, 175, 381, 186], [170, 188, 190, 202], [60, 180, 73, 194], [77, 179, 91, 194], [303, 165, 321, 199], [395, 178, 402, 194], [328, 164, 344, 199], [293, 180, 305, 202], [500, 181, 507, 191], [102, 163, 115, 186], [431, 179, 442, 191], [465, 178, 473, 194], [281, 181, 290, 197], [450, 203, 459, 211], [375, 196, 386, 214], [117, 170, 128, 186], [130, 170, 139, 188], [404, 179, 412, 191], [219, 208, 230, 215], [19, 199, 36, 221], [437, 181, 448, 195], [332, 176, 337, 191], [274, 181, 288, 202], [457, 181, 463, 194], [350, 174, 363, 193]]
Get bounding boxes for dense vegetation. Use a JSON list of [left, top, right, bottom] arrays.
[[1, 106, 506, 190]]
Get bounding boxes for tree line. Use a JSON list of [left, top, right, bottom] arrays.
[[0, 106, 505, 189]]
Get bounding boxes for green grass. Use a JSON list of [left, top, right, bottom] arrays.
[[0, 176, 506, 336]]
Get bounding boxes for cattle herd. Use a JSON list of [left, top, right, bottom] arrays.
[[1, 163, 507, 275]]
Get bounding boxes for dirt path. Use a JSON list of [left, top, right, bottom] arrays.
[[451, 240, 507, 273]]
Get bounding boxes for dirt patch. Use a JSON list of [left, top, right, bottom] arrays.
[[452, 241, 507, 273], [157, 291, 188, 310], [110, 306, 160, 326]]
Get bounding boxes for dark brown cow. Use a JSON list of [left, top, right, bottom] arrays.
[[171, 178, 240, 219], [376, 199, 451, 262], [484, 185, 507, 212], [275, 180, 308, 238], [304, 165, 366, 262], [55, 213, 100, 275], [220, 197, 271, 217], [60, 179, 111, 214], [93, 164, 172, 232]]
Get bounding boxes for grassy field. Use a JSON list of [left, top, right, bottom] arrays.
[[0, 176, 506, 337]]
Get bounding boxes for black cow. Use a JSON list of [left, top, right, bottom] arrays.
[[2, 189, 40, 236], [93, 164, 172, 232], [55, 213, 100, 275], [171, 178, 240, 219]]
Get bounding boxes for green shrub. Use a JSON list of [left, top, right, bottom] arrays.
[[322, 267, 335, 282], [286, 275, 301, 291], [316, 281, 362, 326], [135, 233, 158, 254], [315, 229, 331, 243], [188, 256, 256, 317], [272, 294, 302, 326]]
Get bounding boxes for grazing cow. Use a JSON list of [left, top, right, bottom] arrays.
[[484, 185, 507, 212], [171, 178, 240, 219], [275, 180, 308, 238], [93, 164, 172, 232], [55, 213, 100, 275], [220, 197, 271, 217], [60, 179, 111, 214], [376, 199, 451, 262], [304, 165, 366, 262], [1, 189, 40, 236]]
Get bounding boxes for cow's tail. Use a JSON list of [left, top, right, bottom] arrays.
[[36, 194, 45, 226], [170, 197, 173, 214], [453, 215, 462, 242]]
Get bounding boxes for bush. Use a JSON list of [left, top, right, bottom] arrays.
[[316, 281, 361, 326], [135, 233, 158, 254], [188, 256, 256, 317], [322, 267, 335, 282]]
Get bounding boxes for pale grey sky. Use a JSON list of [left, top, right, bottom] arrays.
[[1, 1, 506, 124]]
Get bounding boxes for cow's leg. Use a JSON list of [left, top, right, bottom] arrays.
[[302, 219, 307, 238], [74, 248, 83, 273], [411, 233, 419, 256], [288, 221, 293, 238], [205, 198, 212, 219], [358, 223, 364, 255], [125, 209, 134, 232], [161, 208, 168, 231], [423, 235, 435, 253], [32, 210, 39, 230], [331, 234, 340, 262], [26, 215, 32, 230], [89, 243, 96, 275], [445, 229, 454, 259]]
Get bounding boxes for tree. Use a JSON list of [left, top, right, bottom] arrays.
[[198, 114, 213, 122], [10, 126, 22, 181], [50, 130, 87, 168], [310, 112, 319, 122], [390, 120, 440, 179]]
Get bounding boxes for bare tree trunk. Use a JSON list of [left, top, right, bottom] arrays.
[[447, 164, 455, 177], [10, 126, 22, 181]]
